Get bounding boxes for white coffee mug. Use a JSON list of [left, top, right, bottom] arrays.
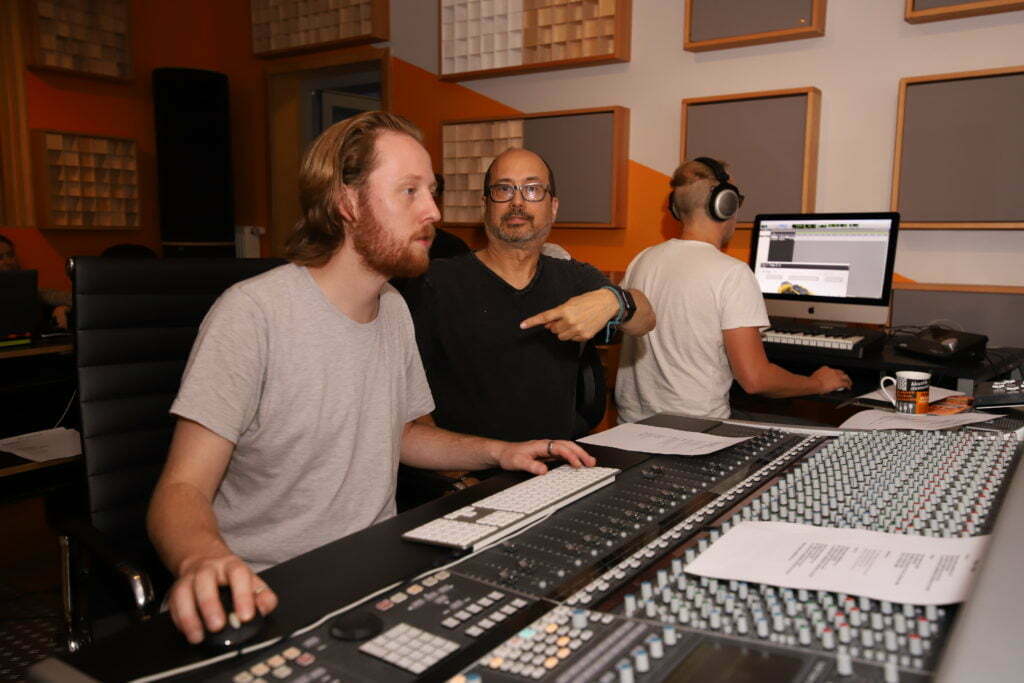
[[880, 370, 931, 414]]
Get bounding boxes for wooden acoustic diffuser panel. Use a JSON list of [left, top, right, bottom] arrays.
[[904, 0, 1024, 23], [682, 87, 820, 226], [684, 0, 826, 52], [439, 0, 631, 81], [892, 66, 1024, 229], [32, 130, 139, 229], [441, 106, 629, 228], [251, 0, 388, 56], [443, 119, 524, 225], [23, 0, 132, 79]]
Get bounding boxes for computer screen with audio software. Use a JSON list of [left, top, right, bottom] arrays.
[[748, 212, 900, 325]]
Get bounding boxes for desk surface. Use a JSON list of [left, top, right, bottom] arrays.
[[0, 452, 78, 479], [0, 338, 72, 361], [766, 342, 1024, 383], [31, 415, 1024, 683]]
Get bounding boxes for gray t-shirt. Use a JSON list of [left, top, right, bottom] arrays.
[[171, 264, 433, 572]]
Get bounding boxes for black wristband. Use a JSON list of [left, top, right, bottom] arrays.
[[615, 286, 637, 323]]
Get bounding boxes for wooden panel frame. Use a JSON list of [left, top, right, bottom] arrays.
[[266, 46, 391, 257], [904, 0, 1024, 23], [891, 65, 1024, 230], [0, 0, 35, 227], [21, 0, 133, 81], [438, 0, 631, 83], [894, 281, 1024, 294], [440, 105, 629, 229], [251, 0, 389, 58], [31, 129, 140, 230], [681, 87, 820, 229], [684, 0, 826, 52]]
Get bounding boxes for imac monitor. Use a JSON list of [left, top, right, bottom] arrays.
[[749, 212, 900, 325]]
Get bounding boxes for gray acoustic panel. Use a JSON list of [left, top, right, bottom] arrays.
[[523, 112, 614, 224], [689, 0, 816, 42], [891, 289, 1024, 347], [914, 0, 986, 9], [685, 94, 808, 222], [898, 71, 1024, 222]]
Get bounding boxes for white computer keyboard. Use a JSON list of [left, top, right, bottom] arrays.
[[402, 465, 620, 551]]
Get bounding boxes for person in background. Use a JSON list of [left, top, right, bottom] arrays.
[[0, 234, 71, 330], [615, 158, 850, 423]]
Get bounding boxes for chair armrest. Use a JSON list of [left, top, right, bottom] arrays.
[[47, 508, 157, 616]]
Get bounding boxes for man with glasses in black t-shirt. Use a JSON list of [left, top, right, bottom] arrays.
[[402, 148, 655, 443]]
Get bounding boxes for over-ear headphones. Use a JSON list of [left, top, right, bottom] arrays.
[[667, 157, 742, 222]]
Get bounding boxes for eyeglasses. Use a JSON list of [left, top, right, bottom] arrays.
[[484, 183, 550, 203], [737, 192, 746, 208]]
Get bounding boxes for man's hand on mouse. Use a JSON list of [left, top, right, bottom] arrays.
[[813, 366, 852, 394], [495, 439, 596, 475], [168, 551, 277, 644]]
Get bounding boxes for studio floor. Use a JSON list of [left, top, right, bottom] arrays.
[[0, 496, 63, 681]]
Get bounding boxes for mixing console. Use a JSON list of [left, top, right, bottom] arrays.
[[39, 424, 1023, 683], [454, 431, 809, 601]]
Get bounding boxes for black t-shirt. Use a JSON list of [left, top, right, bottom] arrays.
[[403, 253, 609, 442]]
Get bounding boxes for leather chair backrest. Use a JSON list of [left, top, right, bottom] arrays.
[[71, 257, 286, 539], [573, 342, 607, 438]]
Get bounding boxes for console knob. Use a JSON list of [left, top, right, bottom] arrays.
[[631, 646, 650, 673], [646, 634, 664, 659], [883, 659, 900, 683], [623, 594, 637, 617], [571, 609, 588, 630], [616, 659, 634, 683], [836, 647, 853, 676]]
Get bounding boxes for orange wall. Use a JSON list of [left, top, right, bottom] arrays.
[[8, 0, 267, 291]]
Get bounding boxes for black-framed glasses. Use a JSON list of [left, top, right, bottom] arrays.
[[737, 192, 746, 208], [484, 183, 550, 203]]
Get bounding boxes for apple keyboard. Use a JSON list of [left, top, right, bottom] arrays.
[[401, 465, 620, 551]]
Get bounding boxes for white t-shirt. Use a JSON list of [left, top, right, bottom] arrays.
[[171, 264, 434, 571], [615, 239, 769, 421]]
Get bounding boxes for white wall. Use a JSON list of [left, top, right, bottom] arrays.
[[388, 0, 439, 73], [436, 0, 1024, 285]]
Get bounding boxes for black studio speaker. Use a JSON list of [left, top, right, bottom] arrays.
[[152, 68, 235, 255]]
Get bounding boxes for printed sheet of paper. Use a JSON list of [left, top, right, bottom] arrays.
[[578, 423, 751, 456], [857, 386, 964, 404], [0, 427, 81, 463], [685, 521, 988, 605], [839, 410, 996, 431]]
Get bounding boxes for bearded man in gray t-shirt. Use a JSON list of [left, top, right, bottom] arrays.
[[147, 112, 595, 645]]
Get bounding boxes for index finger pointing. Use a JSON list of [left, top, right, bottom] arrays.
[[520, 307, 561, 330]]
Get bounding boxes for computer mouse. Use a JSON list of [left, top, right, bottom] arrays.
[[940, 337, 959, 353], [329, 610, 384, 641], [202, 586, 266, 650]]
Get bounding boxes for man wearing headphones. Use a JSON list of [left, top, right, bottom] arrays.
[[615, 158, 850, 422]]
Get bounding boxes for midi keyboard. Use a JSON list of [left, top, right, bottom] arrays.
[[762, 321, 886, 359]]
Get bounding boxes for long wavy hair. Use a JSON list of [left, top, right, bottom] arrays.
[[285, 111, 422, 266]]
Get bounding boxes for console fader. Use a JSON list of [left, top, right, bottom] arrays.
[[162, 428, 1022, 683]]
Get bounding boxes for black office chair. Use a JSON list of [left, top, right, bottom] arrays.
[[50, 256, 285, 651], [573, 341, 607, 438]]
